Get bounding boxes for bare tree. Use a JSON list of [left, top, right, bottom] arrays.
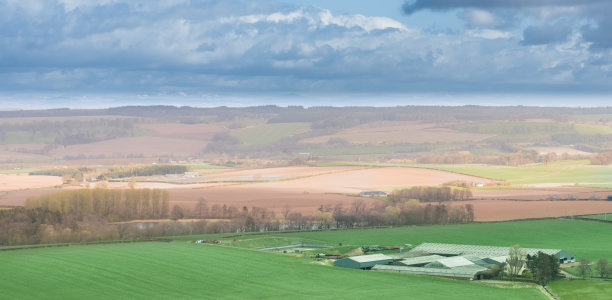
[[506, 244, 526, 280], [597, 258, 608, 278], [579, 258, 592, 278]]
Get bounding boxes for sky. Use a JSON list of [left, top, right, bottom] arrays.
[[1, 0, 612, 109]]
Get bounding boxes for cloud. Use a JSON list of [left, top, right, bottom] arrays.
[[401, 0, 606, 15], [1, 0, 612, 102], [522, 24, 573, 45]]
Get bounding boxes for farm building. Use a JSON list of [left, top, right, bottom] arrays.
[[410, 243, 576, 264], [396, 255, 445, 267], [373, 264, 488, 280], [424, 256, 475, 269], [358, 191, 388, 197], [334, 254, 393, 269]]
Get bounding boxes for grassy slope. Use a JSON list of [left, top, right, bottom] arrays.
[[231, 122, 310, 145], [312, 160, 612, 185], [0, 242, 546, 300], [424, 161, 612, 184], [549, 280, 612, 300]]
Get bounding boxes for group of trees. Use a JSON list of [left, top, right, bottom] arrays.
[[1, 187, 477, 247], [490, 245, 561, 286], [25, 188, 170, 222], [100, 165, 188, 179], [525, 252, 561, 285], [578, 258, 612, 278], [388, 186, 472, 203], [590, 152, 612, 165], [186, 198, 475, 232]]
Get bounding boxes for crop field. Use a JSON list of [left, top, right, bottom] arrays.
[[136, 123, 227, 140], [300, 121, 491, 145], [0, 174, 62, 192], [0, 241, 546, 300], [49, 136, 210, 158], [230, 122, 310, 145], [427, 161, 612, 185], [0, 150, 53, 164], [548, 280, 612, 300]]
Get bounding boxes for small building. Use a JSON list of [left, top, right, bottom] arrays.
[[334, 254, 394, 270], [184, 172, 199, 178]]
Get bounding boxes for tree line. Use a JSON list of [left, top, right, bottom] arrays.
[[25, 188, 170, 222], [100, 165, 189, 179], [388, 186, 472, 203]]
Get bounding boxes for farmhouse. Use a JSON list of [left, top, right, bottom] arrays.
[[334, 254, 393, 269]]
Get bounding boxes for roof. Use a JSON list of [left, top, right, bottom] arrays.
[[373, 264, 487, 279], [350, 254, 393, 263], [410, 243, 565, 258], [428, 256, 474, 268], [398, 255, 444, 266]]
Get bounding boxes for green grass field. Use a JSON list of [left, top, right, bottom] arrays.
[[0, 241, 547, 300], [426, 160, 612, 184], [312, 160, 612, 185], [549, 280, 612, 300], [3, 219, 612, 299], [231, 122, 310, 145]]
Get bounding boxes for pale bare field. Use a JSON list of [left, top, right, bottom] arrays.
[[137, 123, 227, 140], [301, 121, 492, 144], [196, 165, 361, 181], [233, 167, 493, 194], [49, 136, 208, 158], [0, 174, 62, 192], [462, 200, 612, 221]]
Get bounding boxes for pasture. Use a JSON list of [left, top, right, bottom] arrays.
[[548, 280, 612, 300], [230, 122, 310, 145], [0, 241, 546, 300], [300, 121, 491, 145], [426, 161, 612, 185]]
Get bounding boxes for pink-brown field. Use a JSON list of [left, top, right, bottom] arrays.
[[0, 174, 62, 192]]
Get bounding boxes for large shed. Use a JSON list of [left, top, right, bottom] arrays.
[[410, 243, 576, 263], [334, 254, 393, 269], [373, 264, 488, 280]]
